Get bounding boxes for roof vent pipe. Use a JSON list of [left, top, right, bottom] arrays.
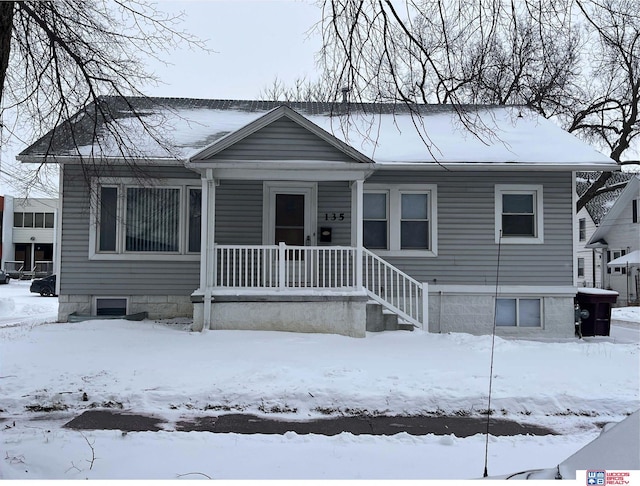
[[341, 87, 350, 104]]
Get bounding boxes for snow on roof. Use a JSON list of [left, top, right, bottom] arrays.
[[19, 97, 617, 167]]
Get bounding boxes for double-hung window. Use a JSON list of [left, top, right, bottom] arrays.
[[495, 185, 544, 244], [91, 179, 201, 259], [363, 184, 437, 256], [363, 192, 388, 249]]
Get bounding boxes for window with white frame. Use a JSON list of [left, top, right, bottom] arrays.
[[579, 218, 586, 241], [495, 185, 544, 244], [577, 257, 585, 278], [496, 298, 542, 327], [633, 199, 638, 224], [92, 180, 201, 259], [13, 211, 55, 228], [363, 185, 437, 255]]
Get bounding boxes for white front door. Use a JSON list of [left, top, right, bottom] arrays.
[[263, 182, 317, 286]]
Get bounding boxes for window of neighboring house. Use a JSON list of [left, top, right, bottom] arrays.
[[633, 199, 638, 223], [495, 185, 544, 244], [13, 212, 54, 228], [496, 298, 542, 327], [578, 257, 585, 278], [363, 185, 437, 255], [23, 212, 34, 228], [607, 249, 627, 275], [579, 218, 586, 241], [93, 180, 201, 258]]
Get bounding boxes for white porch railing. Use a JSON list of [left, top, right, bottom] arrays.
[[362, 248, 427, 329], [215, 243, 357, 289], [213, 243, 427, 329]]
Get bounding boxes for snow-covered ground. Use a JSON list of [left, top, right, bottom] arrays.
[[1, 280, 638, 480]]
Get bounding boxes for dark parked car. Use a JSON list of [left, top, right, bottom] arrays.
[[30, 274, 57, 296], [0, 269, 10, 284]]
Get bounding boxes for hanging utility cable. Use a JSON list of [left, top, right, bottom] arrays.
[[483, 230, 502, 478]]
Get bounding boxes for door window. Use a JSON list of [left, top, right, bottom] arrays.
[[275, 193, 305, 246]]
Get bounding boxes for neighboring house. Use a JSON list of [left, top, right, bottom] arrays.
[[586, 175, 640, 306], [0, 195, 58, 278], [17, 97, 618, 338], [575, 172, 634, 289]]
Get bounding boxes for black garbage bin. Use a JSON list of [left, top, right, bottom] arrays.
[[576, 289, 619, 337]]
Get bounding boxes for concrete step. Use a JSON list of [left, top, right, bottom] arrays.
[[382, 309, 398, 331], [366, 302, 385, 332]]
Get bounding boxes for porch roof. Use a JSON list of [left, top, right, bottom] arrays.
[[18, 97, 617, 169]]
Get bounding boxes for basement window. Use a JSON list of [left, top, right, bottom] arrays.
[[96, 298, 128, 316], [496, 298, 542, 327]]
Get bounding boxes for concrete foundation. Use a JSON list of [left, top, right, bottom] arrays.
[[428, 286, 576, 338], [58, 294, 192, 321], [192, 291, 369, 338]]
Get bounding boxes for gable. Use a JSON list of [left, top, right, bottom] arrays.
[[205, 116, 356, 162], [588, 175, 640, 245]]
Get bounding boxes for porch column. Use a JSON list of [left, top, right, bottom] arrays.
[[199, 169, 216, 330], [351, 179, 364, 288]]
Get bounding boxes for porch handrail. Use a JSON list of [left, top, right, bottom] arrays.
[[215, 243, 357, 289], [213, 243, 428, 330], [362, 248, 427, 329]]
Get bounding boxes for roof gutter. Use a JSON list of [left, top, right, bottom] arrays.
[[373, 162, 620, 171]]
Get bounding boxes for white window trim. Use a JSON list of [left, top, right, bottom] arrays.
[[495, 184, 544, 244], [89, 178, 201, 261], [364, 184, 438, 257], [495, 296, 544, 328]]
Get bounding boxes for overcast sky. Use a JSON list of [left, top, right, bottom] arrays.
[[145, 0, 323, 99], [0, 0, 323, 196]]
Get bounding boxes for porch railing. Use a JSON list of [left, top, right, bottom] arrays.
[[215, 243, 357, 289], [213, 243, 427, 330], [362, 248, 427, 329]]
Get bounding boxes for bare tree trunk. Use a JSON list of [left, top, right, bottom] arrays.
[[0, 2, 15, 104]]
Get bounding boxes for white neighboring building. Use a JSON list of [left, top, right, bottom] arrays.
[[586, 175, 640, 306], [575, 172, 634, 289], [1, 196, 58, 278]]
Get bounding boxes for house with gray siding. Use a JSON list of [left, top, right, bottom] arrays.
[[17, 97, 618, 338]]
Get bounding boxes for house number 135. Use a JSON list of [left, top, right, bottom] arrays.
[[324, 213, 345, 221]]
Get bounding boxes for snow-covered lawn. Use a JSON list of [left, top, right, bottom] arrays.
[[1, 280, 638, 480]]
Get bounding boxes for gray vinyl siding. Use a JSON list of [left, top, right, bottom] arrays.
[[365, 170, 574, 286], [60, 164, 200, 296], [215, 181, 263, 245], [210, 117, 354, 162], [214, 181, 353, 246], [317, 181, 352, 246]]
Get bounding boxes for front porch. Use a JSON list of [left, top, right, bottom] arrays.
[[191, 243, 428, 337]]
